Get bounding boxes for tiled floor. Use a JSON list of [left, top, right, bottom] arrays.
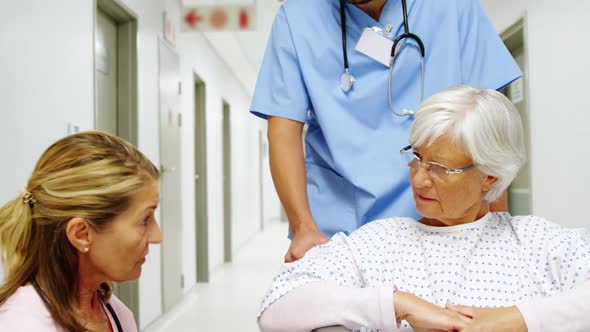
[[144, 221, 289, 332]]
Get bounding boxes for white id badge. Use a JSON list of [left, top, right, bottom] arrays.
[[355, 27, 395, 67]]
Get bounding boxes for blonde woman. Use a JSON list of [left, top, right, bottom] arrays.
[[0, 131, 162, 332]]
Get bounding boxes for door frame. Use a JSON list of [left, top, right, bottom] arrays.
[[501, 17, 533, 214], [222, 101, 232, 263], [93, 0, 139, 324]]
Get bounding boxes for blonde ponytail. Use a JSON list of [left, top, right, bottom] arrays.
[[0, 193, 35, 278]]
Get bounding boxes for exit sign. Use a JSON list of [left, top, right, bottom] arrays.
[[182, 5, 256, 32]]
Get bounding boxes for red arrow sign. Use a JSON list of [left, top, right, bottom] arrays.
[[185, 10, 203, 28], [239, 8, 249, 29], [182, 5, 256, 31]]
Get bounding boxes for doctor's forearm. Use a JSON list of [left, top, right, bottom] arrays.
[[267, 116, 316, 232]]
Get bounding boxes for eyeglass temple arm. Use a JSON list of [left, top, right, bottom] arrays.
[[400, 145, 412, 154]]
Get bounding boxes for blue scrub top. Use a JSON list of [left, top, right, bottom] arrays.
[[251, 0, 521, 238]]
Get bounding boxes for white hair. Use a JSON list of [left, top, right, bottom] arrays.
[[410, 85, 526, 201]]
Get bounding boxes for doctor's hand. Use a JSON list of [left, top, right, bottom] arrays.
[[394, 291, 472, 332], [446, 304, 527, 332], [284, 224, 328, 263]]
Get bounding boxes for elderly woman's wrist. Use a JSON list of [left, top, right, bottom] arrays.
[[393, 290, 409, 324], [509, 306, 528, 332]]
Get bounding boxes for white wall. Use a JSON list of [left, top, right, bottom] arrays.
[[481, 0, 590, 227], [0, 0, 274, 329], [0, 0, 95, 202], [0, 0, 92, 283], [480, 0, 528, 33], [0, 0, 96, 278]]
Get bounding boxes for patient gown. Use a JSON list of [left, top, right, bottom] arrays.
[[258, 212, 590, 331]]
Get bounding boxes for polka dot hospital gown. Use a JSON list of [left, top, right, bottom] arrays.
[[259, 212, 590, 331]]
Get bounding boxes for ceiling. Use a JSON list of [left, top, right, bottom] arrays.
[[182, 0, 284, 95]]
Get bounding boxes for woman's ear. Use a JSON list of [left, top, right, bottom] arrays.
[[482, 175, 497, 192], [65, 218, 93, 253]]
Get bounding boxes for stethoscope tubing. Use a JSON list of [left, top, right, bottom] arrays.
[[339, 0, 425, 116]]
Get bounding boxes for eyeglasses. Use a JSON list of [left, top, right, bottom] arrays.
[[400, 145, 477, 180]]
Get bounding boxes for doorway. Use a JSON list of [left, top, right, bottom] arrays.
[[94, 0, 139, 322], [94, 0, 138, 141], [501, 18, 532, 215], [194, 77, 209, 283], [95, 9, 117, 134]]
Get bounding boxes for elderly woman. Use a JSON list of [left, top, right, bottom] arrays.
[[0, 131, 161, 331], [257, 86, 590, 332]]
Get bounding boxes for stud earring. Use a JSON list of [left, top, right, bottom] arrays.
[[83, 247, 89, 253]]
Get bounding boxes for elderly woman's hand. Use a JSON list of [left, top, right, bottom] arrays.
[[394, 291, 472, 331], [446, 304, 527, 332]]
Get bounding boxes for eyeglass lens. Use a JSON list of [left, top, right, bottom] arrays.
[[404, 153, 450, 179]]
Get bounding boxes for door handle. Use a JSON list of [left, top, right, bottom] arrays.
[[161, 165, 177, 174]]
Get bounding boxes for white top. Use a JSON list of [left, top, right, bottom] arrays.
[[518, 279, 590, 332], [0, 285, 137, 332], [259, 212, 590, 331]]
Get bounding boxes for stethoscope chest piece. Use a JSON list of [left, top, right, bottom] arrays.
[[340, 69, 355, 92]]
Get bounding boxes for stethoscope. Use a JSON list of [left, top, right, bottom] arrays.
[[339, 0, 426, 116], [31, 278, 124, 332]]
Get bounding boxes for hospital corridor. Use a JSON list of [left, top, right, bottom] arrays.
[[1, 0, 590, 331], [143, 222, 289, 331]]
